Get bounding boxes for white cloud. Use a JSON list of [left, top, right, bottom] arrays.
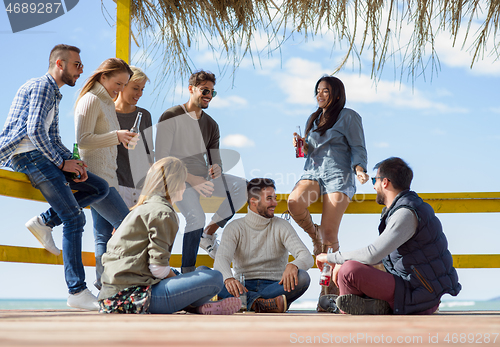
[[222, 134, 255, 148], [337, 72, 468, 113], [270, 57, 468, 113], [210, 95, 248, 109], [374, 142, 390, 148], [489, 107, 500, 114], [273, 57, 324, 105], [426, 20, 500, 76]]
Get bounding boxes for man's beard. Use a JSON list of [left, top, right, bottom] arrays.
[[376, 191, 386, 205], [256, 204, 274, 218], [61, 68, 76, 87], [196, 100, 208, 109]]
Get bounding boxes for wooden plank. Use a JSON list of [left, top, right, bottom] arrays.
[[452, 254, 500, 269], [1, 245, 499, 269], [116, 0, 131, 63], [0, 245, 95, 266], [1, 309, 499, 347], [0, 170, 45, 202]]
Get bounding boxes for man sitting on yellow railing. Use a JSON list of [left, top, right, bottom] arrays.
[[0, 44, 109, 311]]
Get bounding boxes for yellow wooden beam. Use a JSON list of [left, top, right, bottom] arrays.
[[116, 0, 131, 63], [0, 169, 45, 203], [2, 169, 500, 214], [0, 245, 95, 266], [451, 254, 500, 269], [1, 245, 499, 269]]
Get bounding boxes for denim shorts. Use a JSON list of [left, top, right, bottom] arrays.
[[300, 170, 356, 199]]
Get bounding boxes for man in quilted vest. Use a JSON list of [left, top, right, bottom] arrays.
[[316, 157, 461, 315]]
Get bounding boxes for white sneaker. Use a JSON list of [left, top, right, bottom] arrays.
[[199, 232, 220, 259], [67, 288, 99, 311], [25, 216, 60, 256]]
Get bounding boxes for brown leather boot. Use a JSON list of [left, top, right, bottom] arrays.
[[288, 209, 322, 255], [251, 295, 287, 313]]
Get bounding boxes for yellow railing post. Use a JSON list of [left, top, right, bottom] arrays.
[[116, 0, 131, 63]]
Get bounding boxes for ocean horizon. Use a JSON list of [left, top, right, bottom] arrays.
[[1, 299, 499, 311]]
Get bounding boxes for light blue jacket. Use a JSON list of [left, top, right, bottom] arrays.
[[302, 108, 367, 195]]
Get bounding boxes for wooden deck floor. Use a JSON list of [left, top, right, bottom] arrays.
[[0, 310, 499, 346]]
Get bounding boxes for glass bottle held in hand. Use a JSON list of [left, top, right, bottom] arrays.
[[295, 126, 304, 158], [239, 274, 247, 312], [319, 248, 335, 286], [71, 143, 81, 179], [128, 112, 142, 150]]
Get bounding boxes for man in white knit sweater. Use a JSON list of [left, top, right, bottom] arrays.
[[214, 178, 314, 313]]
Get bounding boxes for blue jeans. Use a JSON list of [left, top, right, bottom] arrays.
[[217, 269, 311, 311], [149, 266, 223, 314], [176, 173, 247, 273], [11, 150, 109, 294], [90, 187, 130, 287]]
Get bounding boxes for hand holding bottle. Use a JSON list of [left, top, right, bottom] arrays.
[[208, 164, 222, 180], [127, 133, 140, 150], [293, 126, 305, 158], [60, 159, 88, 182], [117, 130, 137, 149]]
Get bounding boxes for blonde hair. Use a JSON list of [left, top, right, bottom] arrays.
[[77, 58, 132, 104], [129, 66, 150, 84], [132, 157, 187, 209]]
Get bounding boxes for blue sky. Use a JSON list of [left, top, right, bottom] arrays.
[[0, 1, 499, 303]]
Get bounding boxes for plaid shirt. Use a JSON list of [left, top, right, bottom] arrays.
[[0, 73, 72, 168]]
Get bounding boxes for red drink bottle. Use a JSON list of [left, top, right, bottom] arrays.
[[319, 263, 332, 286], [296, 126, 304, 158], [319, 247, 334, 286]]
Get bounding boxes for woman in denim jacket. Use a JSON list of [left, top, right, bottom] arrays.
[[287, 76, 369, 299]]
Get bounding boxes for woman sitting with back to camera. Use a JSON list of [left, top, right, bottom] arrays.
[[98, 157, 241, 315]]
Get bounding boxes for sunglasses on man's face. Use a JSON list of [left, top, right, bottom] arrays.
[[61, 59, 83, 70], [196, 86, 217, 98]]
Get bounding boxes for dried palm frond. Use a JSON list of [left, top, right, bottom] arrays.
[[104, 0, 500, 89]]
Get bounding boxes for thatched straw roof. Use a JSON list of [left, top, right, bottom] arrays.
[[106, 0, 499, 87]]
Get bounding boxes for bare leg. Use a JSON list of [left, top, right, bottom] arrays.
[[319, 192, 350, 299], [320, 192, 350, 250], [287, 180, 322, 255]]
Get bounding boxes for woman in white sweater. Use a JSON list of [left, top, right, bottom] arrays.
[[75, 58, 137, 290]]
